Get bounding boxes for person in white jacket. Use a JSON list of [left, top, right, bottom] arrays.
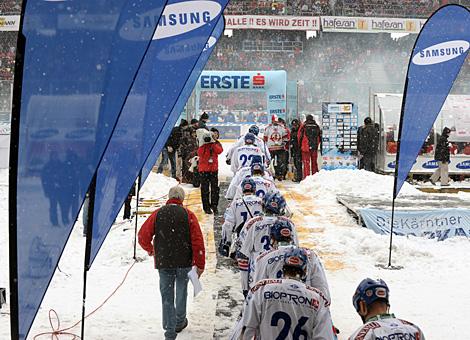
[[226, 125, 271, 166]]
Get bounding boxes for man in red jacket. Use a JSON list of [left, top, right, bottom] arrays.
[[198, 128, 223, 214], [138, 186, 205, 340], [298, 115, 321, 179]]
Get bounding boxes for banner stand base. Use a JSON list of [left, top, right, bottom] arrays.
[[375, 264, 404, 270]]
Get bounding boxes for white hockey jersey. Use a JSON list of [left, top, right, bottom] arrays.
[[236, 215, 297, 292], [227, 134, 271, 164], [226, 167, 274, 200], [221, 194, 263, 245], [241, 278, 335, 340], [233, 175, 277, 200], [349, 314, 425, 340], [264, 123, 290, 151], [231, 145, 265, 174], [249, 245, 331, 305]]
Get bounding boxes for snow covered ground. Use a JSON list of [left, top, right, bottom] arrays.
[[1, 144, 470, 339]]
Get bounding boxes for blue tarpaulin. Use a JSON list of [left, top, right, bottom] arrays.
[[394, 5, 470, 197], [11, 1, 166, 338], [89, 1, 228, 266]]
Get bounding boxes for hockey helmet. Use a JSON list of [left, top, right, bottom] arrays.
[[251, 162, 265, 175], [352, 278, 390, 312], [283, 247, 308, 278], [249, 125, 260, 136], [263, 192, 286, 215], [270, 220, 293, 244], [241, 177, 256, 194], [244, 133, 256, 145]]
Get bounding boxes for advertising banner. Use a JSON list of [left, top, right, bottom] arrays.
[[89, 1, 229, 266], [225, 15, 320, 31], [0, 15, 20, 31], [394, 5, 470, 197], [11, 1, 167, 338], [196, 70, 287, 121], [321, 16, 426, 34], [360, 208, 470, 241], [141, 17, 225, 185], [321, 102, 358, 170]]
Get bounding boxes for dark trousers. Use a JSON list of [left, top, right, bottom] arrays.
[[361, 154, 375, 172], [292, 152, 303, 182], [271, 149, 288, 179], [200, 171, 219, 211], [123, 196, 132, 220]]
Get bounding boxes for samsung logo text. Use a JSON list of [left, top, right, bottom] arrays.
[[412, 40, 469, 65]]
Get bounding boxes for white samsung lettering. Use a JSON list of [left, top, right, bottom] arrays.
[[154, 1, 222, 39], [412, 40, 469, 65]]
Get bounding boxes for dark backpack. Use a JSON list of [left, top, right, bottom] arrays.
[[304, 123, 320, 150]]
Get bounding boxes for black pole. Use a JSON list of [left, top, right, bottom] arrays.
[[9, 1, 28, 338], [133, 172, 142, 260], [81, 173, 97, 339], [388, 196, 397, 267]]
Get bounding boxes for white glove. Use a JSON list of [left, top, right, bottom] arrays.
[[167, 146, 174, 153]]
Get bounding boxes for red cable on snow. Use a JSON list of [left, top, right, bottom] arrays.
[[33, 261, 137, 340]]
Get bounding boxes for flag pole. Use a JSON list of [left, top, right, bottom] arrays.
[[133, 171, 142, 260], [81, 173, 97, 339], [9, 0, 28, 337]]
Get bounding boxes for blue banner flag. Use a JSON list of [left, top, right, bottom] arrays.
[[140, 17, 225, 186], [10, 1, 166, 338], [89, 1, 228, 266], [394, 5, 470, 197]]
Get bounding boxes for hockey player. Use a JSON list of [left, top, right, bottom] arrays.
[[264, 116, 290, 181], [226, 160, 274, 200], [226, 125, 271, 166], [230, 133, 265, 174], [240, 248, 335, 340], [236, 192, 297, 297], [249, 222, 331, 305], [218, 178, 263, 258], [349, 278, 426, 340], [232, 163, 277, 200]]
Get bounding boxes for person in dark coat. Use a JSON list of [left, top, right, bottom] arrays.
[[197, 128, 223, 214], [298, 115, 321, 179], [289, 119, 303, 182], [181, 124, 199, 184], [430, 127, 451, 186], [357, 117, 379, 172], [138, 186, 205, 340], [158, 123, 184, 179], [123, 182, 136, 220]]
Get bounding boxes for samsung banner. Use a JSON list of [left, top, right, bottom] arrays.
[[195, 70, 287, 121], [10, 1, 166, 338], [360, 208, 470, 241], [89, 1, 228, 266], [141, 17, 225, 186], [394, 5, 470, 197]]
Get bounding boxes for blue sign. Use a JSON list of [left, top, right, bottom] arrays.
[[456, 160, 470, 169], [89, 1, 229, 266], [195, 70, 287, 121], [360, 208, 470, 241], [12, 1, 166, 338], [395, 5, 470, 198], [141, 17, 225, 185]]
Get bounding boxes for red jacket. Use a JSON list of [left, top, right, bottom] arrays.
[[197, 141, 223, 172], [298, 122, 321, 153], [138, 198, 205, 270]]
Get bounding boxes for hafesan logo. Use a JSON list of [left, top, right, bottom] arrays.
[[154, 1, 222, 40], [412, 40, 469, 66]]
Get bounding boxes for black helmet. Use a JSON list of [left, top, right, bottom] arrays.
[[364, 117, 372, 124]]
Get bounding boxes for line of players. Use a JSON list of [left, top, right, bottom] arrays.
[[217, 125, 426, 339]]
